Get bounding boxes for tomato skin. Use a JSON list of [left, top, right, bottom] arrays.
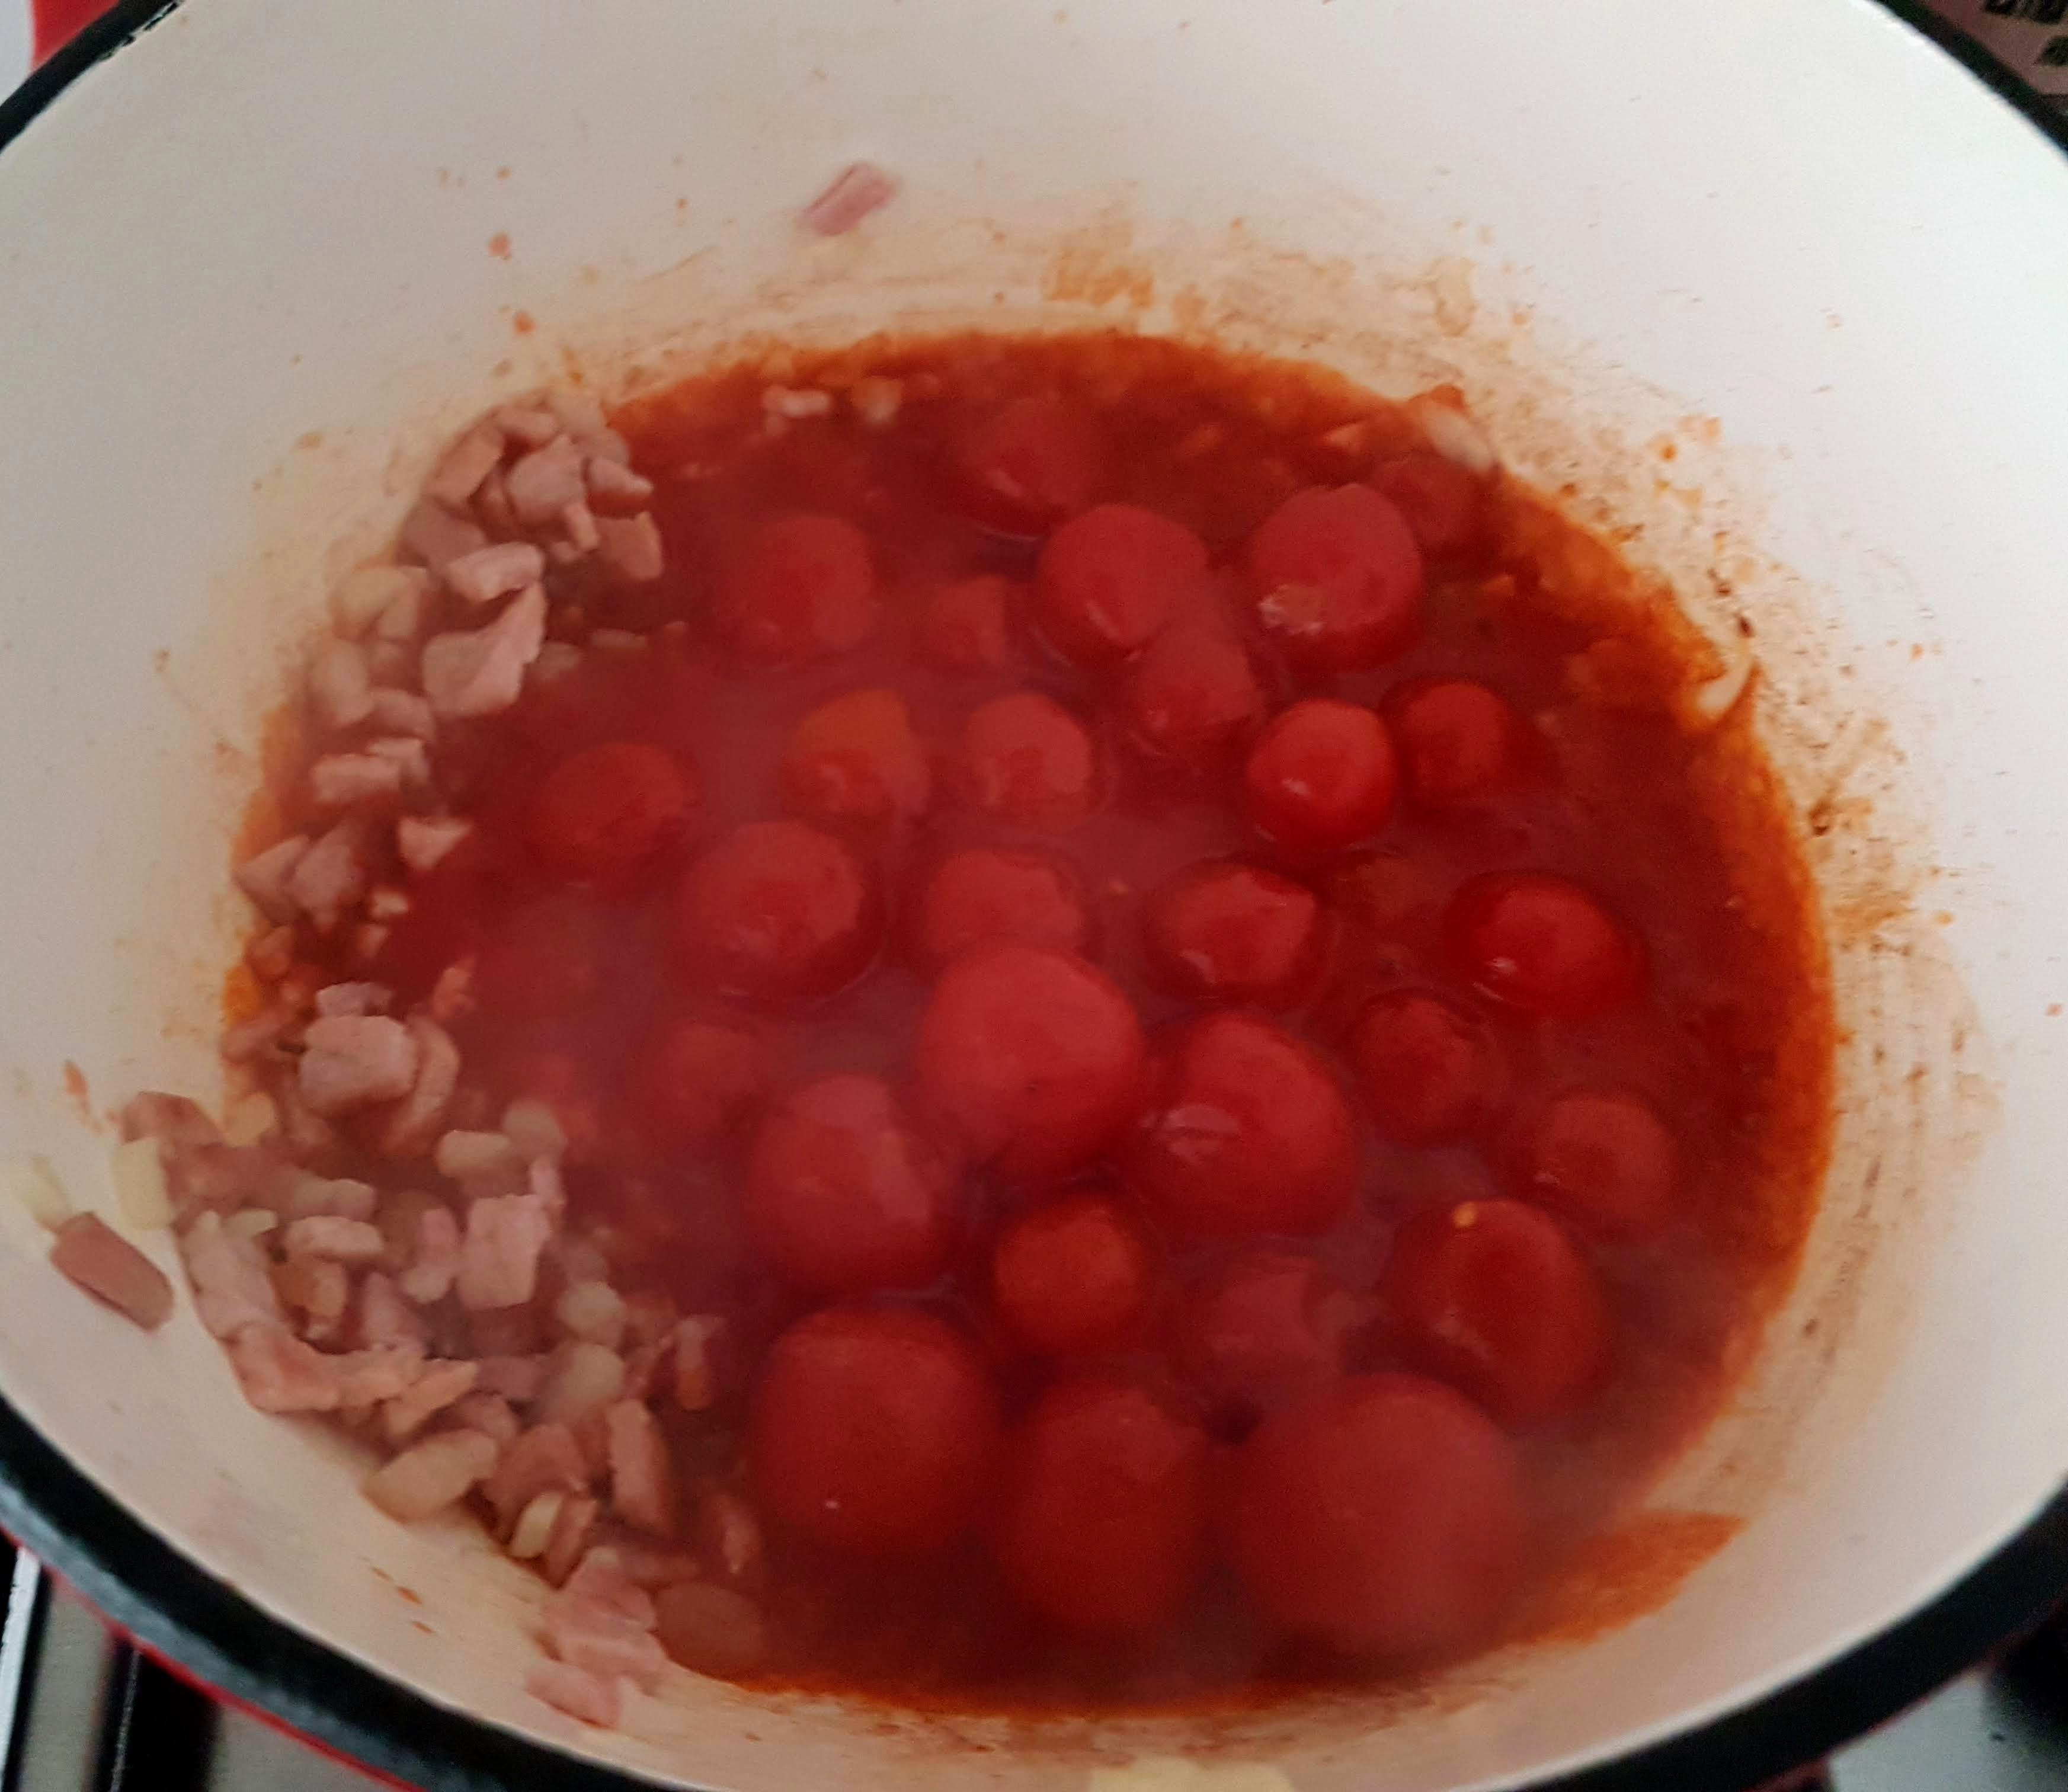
[[1443, 872, 1644, 1020], [745, 1074, 962, 1297], [1178, 1251, 1361, 1427], [915, 945, 1147, 1180], [1384, 1199, 1612, 1428], [1348, 990, 1504, 1144], [949, 393, 1106, 536], [1371, 453, 1488, 560], [638, 1017, 771, 1155], [1514, 1090, 1678, 1237], [953, 692, 1102, 831], [527, 740, 697, 885], [913, 573, 1013, 677], [749, 1305, 1003, 1560], [911, 847, 1093, 971], [1229, 1372, 1531, 1659], [779, 687, 931, 835], [677, 820, 883, 1005], [1033, 503, 1209, 666], [991, 1189, 1154, 1355], [1122, 619, 1267, 771], [991, 1378, 1211, 1637], [1243, 699, 1398, 857], [1387, 678, 1534, 812], [715, 514, 879, 665], [1141, 860, 1330, 1009], [1126, 1012, 1358, 1239], [1244, 484, 1424, 673]]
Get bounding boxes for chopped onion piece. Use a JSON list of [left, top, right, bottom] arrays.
[[3, 1156, 72, 1230], [109, 1137, 173, 1228]]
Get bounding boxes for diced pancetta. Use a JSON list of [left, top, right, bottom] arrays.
[[505, 437, 586, 526], [545, 1601, 666, 1692], [180, 1211, 284, 1339], [558, 1547, 659, 1628], [524, 1659, 621, 1729], [282, 821, 370, 933], [801, 160, 899, 235], [364, 1428, 498, 1522], [603, 1401, 676, 1537], [366, 687, 436, 741], [298, 1015, 420, 1118], [452, 1391, 522, 1450], [555, 1281, 626, 1351], [400, 497, 488, 575], [542, 1493, 601, 1586], [167, 1143, 292, 1223], [595, 513, 664, 583], [331, 565, 431, 639], [584, 457, 654, 510], [474, 1354, 548, 1402], [332, 1340, 426, 1407], [274, 1253, 350, 1336], [456, 1191, 553, 1311], [283, 1215, 386, 1264], [309, 640, 375, 731], [313, 981, 392, 1019], [278, 1170, 377, 1221], [445, 540, 546, 606], [228, 1324, 341, 1413], [533, 1342, 626, 1428], [235, 836, 312, 923], [396, 815, 473, 876], [494, 405, 561, 448], [425, 423, 507, 510], [420, 584, 546, 720], [121, 1092, 223, 1152], [49, 1214, 174, 1330], [357, 1269, 431, 1352], [398, 1203, 463, 1305], [484, 1423, 590, 1529], [434, 1129, 520, 1183], [380, 1359, 479, 1445], [379, 1017, 460, 1157]]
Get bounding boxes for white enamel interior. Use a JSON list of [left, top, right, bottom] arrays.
[[0, 1, 2066, 1787]]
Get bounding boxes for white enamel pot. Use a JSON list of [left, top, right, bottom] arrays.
[[1, 3, 2067, 1788]]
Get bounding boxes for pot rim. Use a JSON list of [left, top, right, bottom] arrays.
[[2, 3, 2065, 1788]]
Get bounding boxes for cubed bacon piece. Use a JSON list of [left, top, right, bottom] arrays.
[[283, 1215, 386, 1265], [363, 1428, 498, 1522], [545, 1602, 666, 1691], [603, 1401, 676, 1537], [379, 1018, 460, 1157], [228, 1324, 341, 1413], [167, 1144, 291, 1223], [495, 404, 561, 448], [308, 639, 375, 732], [278, 1170, 377, 1222], [542, 1494, 602, 1586], [282, 821, 369, 933], [548, 388, 610, 439], [399, 1204, 463, 1305], [332, 1341, 427, 1407], [400, 498, 488, 575], [555, 1281, 626, 1351], [436, 1130, 521, 1183], [50, 1214, 174, 1330], [298, 1015, 420, 1118], [396, 815, 473, 875], [121, 1093, 222, 1152], [308, 753, 403, 809], [524, 1660, 621, 1729], [274, 1253, 350, 1336], [180, 1211, 284, 1338], [234, 836, 311, 924], [425, 422, 506, 510], [366, 687, 436, 741], [381, 1359, 479, 1445], [331, 565, 432, 639], [534, 1342, 626, 1428], [506, 437, 586, 527], [420, 584, 546, 720], [473, 1354, 546, 1401], [356, 1269, 431, 1351], [456, 1192, 553, 1311], [453, 1392, 521, 1450], [558, 1547, 659, 1628], [365, 735, 433, 791], [801, 161, 899, 235], [313, 982, 392, 1019], [446, 540, 546, 606], [484, 1423, 590, 1529], [584, 457, 654, 511], [507, 1490, 565, 1559], [595, 513, 663, 583]]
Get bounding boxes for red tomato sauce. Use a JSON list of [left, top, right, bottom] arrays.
[[252, 332, 1831, 1711]]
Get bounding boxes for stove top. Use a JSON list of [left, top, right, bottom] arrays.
[[1, 1544, 2062, 1792]]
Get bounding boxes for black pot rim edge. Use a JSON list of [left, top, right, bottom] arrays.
[[1, 2, 2066, 1790]]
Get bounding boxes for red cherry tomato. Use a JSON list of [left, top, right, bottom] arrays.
[[749, 1305, 1002, 1559], [1126, 1013, 1357, 1238], [526, 741, 697, 885], [1443, 872, 1644, 1020], [639, 1017, 770, 1155], [1387, 679, 1534, 811], [949, 393, 1106, 536], [1141, 860, 1330, 1009], [916, 945, 1146, 1180], [1033, 503, 1209, 666], [913, 573, 1013, 677], [992, 1379, 1211, 1637], [677, 820, 882, 1004], [476, 894, 612, 1023], [1347, 991, 1504, 1144], [715, 514, 879, 665], [1371, 453, 1488, 560], [1229, 1372, 1531, 1658], [744, 1074, 962, 1296], [1123, 619, 1266, 771], [991, 1189, 1154, 1355], [954, 692, 1101, 831], [1178, 1252, 1360, 1428], [1385, 1199, 1612, 1428], [1515, 1090, 1678, 1237], [1243, 699, 1398, 857], [911, 847, 1092, 972], [779, 687, 931, 834], [1244, 484, 1424, 673]]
